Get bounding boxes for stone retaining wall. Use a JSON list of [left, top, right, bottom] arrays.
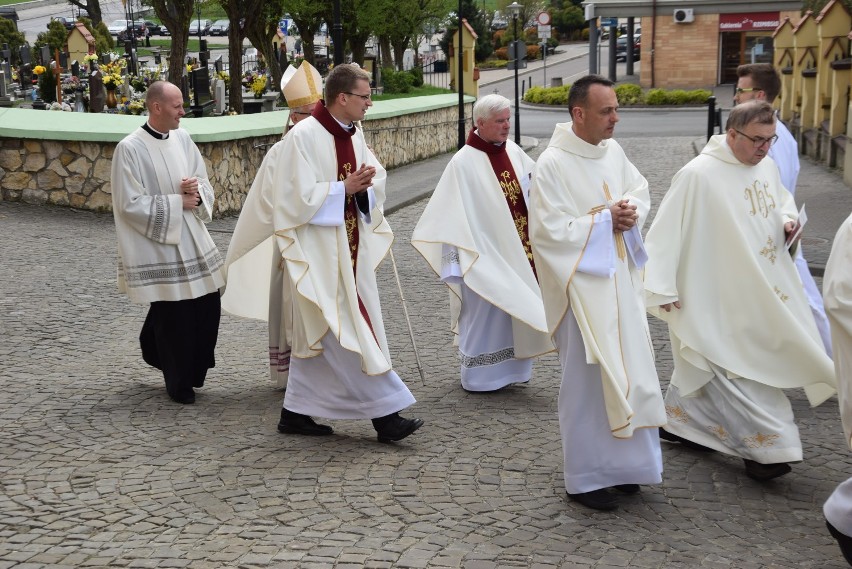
[[0, 102, 471, 216]]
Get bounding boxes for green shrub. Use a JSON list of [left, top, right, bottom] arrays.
[[381, 67, 414, 94], [644, 88, 668, 105], [615, 83, 642, 105], [409, 66, 424, 88], [523, 85, 547, 104], [686, 89, 712, 103]]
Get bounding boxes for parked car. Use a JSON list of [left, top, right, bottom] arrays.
[[144, 21, 162, 35], [615, 34, 640, 62], [49, 17, 75, 30], [107, 19, 129, 35], [208, 19, 230, 36], [160, 25, 170, 36], [117, 21, 146, 42], [188, 18, 212, 35]]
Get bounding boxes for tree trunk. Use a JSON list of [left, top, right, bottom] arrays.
[[150, 0, 193, 88], [226, 22, 245, 114], [378, 35, 392, 68], [391, 37, 409, 71]]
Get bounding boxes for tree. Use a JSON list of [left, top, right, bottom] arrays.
[[79, 17, 114, 55], [281, 0, 325, 68], [0, 18, 26, 66], [68, 0, 103, 27], [219, 0, 267, 114], [242, 0, 285, 97], [367, 0, 446, 70], [149, 0, 195, 86], [34, 20, 68, 58], [551, 3, 584, 39], [439, 0, 493, 62]]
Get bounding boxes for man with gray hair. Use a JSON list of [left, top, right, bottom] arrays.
[[412, 94, 552, 392], [644, 100, 836, 481]]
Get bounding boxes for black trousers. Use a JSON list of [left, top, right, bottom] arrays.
[[140, 291, 221, 398]]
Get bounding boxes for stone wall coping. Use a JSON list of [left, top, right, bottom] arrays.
[[0, 94, 474, 144]]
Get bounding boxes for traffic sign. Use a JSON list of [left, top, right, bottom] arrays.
[[600, 17, 617, 27], [536, 11, 551, 26], [508, 40, 527, 61], [537, 24, 551, 39]]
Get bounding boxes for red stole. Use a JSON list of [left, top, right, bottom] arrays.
[[311, 101, 376, 337], [466, 129, 537, 278]]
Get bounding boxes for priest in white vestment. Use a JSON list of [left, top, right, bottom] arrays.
[[644, 101, 836, 482], [735, 63, 832, 356], [823, 212, 852, 564], [110, 81, 225, 405], [529, 75, 666, 511], [225, 64, 423, 443], [411, 94, 553, 392], [222, 61, 323, 390]]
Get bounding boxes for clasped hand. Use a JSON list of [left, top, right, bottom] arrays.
[[180, 177, 201, 210], [344, 164, 376, 195], [610, 199, 638, 233]]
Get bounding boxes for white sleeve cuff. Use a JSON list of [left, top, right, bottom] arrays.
[[440, 244, 463, 284], [309, 181, 345, 226], [623, 224, 649, 269], [577, 210, 615, 278]]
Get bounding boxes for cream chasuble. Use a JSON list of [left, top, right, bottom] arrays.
[[530, 122, 666, 437], [225, 117, 394, 376], [644, 135, 836, 407], [411, 137, 552, 360], [221, 138, 295, 388], [824, 213, 852, 448]]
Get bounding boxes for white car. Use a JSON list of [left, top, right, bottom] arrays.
[[107, 19, 129, 35]]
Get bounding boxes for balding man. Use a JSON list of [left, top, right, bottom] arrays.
[[110, 80, 224, 405]]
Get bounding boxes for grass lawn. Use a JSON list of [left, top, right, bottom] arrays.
[[374, 84, 453, 101]]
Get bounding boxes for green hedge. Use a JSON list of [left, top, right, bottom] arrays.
[[523, 83, 713, 106]]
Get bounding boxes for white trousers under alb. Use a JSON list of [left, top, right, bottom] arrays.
[[555, 310, 663, 494], [283, 334, 415, 420], [457, 284, 533, 391]]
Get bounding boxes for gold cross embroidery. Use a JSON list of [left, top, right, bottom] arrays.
[[602, 181, 626, 261], [774, 286, 789, 303], [760, 236, 777, 265]]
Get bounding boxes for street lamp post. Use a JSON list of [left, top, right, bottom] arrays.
[[508, 1, 522, 145]]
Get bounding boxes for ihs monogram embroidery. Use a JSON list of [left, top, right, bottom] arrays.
[[514, 215, 533, 260], [760, 236, 777, 264], [500, 170, 521, 205], [744, 180, 776, 218]]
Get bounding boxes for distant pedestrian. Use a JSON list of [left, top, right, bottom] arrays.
[[529, 74, 666, 511], [110, 80, 224, 404], [412, 93, 553, 392], [144, 24, 151, 47], [644, 100, 836, 481]]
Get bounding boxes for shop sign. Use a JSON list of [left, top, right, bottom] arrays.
[[719, 12, 780, 32]]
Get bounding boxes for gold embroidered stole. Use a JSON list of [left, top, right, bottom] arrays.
[[466, 130, 537, 279], [312, 101, 376, 337]]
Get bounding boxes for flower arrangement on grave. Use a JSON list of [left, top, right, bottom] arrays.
[[130, 67, 159, 93], [215, 70, 229, 82], [100, 59, 126, 91], [33, 65, 46, 76], [83, 53, 98, 64], [36, 64, 57, 103], [61, 75, 80, 94], [243, 70, 267, 98]]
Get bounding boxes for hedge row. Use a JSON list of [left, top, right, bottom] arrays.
[[523, 83, 712, 106]]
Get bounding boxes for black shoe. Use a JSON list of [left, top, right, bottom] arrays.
[[567, 489, 619, 511], [743, 459, 791, 481], [613, 484, 640, 494], [826, 519, 852, 566], [167, 388, 195, 404], [372, 412, 424, 443], [277, 408, 333, 436], [659, 428, 716, 452]]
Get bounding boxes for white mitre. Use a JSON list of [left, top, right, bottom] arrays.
[[280, 60, 323, 107]]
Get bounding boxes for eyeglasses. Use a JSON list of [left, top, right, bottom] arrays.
[[734, 129, 778, 148], [291, 111, 311, 116], [735, 87, 761, 95], [344, 91, 371, 101]]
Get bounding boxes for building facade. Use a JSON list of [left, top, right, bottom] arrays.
[[587, 0, 802, 87]]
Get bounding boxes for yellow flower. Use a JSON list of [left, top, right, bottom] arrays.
[[33, 65, 47, 75], [250, 74, 267, 97]]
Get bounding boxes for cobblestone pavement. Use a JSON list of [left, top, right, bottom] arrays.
[[1, 135, 851, 569]]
